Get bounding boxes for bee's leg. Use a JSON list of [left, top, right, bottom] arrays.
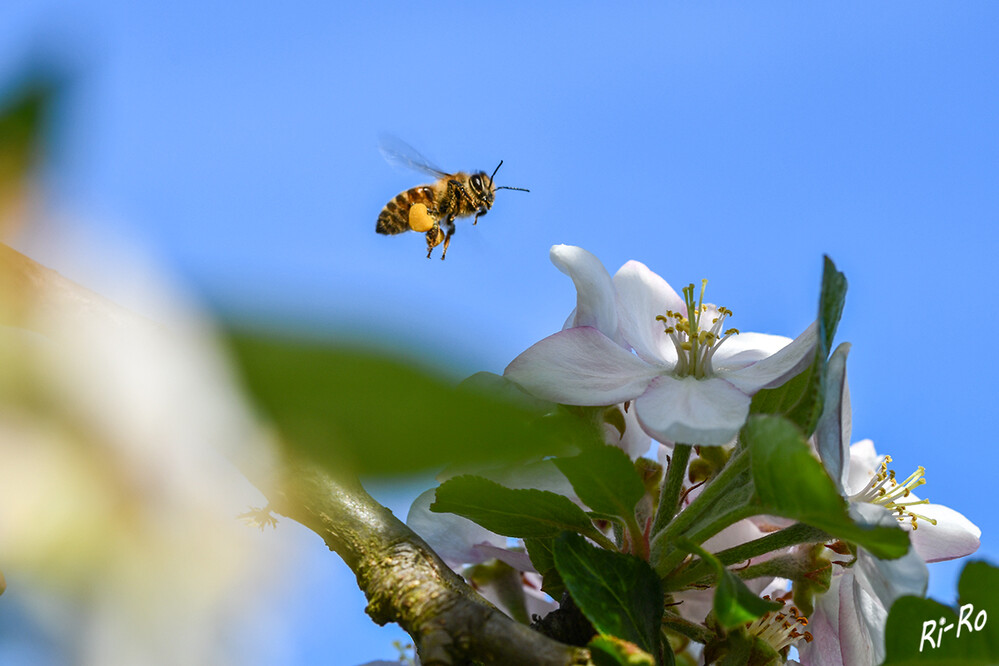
[[440, 218, 456, 261], [425, 223, 445, 259]]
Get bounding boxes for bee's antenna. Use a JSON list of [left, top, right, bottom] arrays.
[[488, 160, 504, 188], [489, 160, 529, 192]]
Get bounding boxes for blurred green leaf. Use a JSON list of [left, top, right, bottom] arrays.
[[227, 332, 590, 475], [553, 532, 664, 662], [0, 77, 52, 176], [883, 561, 999, 665], [750, 255, 847, 436], [430, 475, 598, 539], [554, 445, 645, 521], [744, 414, 909, 559]]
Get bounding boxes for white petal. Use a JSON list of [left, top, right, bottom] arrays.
[[612, 260, 684, 366], [712, 331, 792, 369], [550, 245, 620, 342], [504, 327, 660, 406], [407, 489, 505, 566], [473, 543, 536, 571], [798, 570, 880, 666], [634, 375, 750, 446], [815, 343, 852, 494], [843, 440, 880, 496], [854, 544, 928, 609], [908, 503, 981, 563], [721, 321, 818, 394]]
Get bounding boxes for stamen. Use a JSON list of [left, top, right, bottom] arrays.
[[747, 594, 813, 653], [848, 456, 938, 529], [656, 280, 738, 379]]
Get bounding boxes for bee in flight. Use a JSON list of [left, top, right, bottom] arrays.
[[376, 137, 529, 260]]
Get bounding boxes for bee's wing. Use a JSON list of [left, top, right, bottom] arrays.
[[378, 134, 451, 179]]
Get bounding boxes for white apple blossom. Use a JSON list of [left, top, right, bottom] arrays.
[[505, 245, 818, 446], [800, 345, 981, 666]]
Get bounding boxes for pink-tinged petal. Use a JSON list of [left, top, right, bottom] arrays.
[[721, 321, 818, 394], [504, 327, 660, 406], [474, 543, 537, 572], [798, 571, 880, 666], [407, 489, 506, 566], [712, 331, 793, 369], [612, 260, 684, 366], [550, 245, 620, 342], [701, 519, 765, 554], [908, 503, 981, 563], [634, 375, 750, 446], [815, 343, 852, 494]]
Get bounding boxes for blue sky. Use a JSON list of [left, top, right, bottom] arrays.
[[2, 2, 998, 664]]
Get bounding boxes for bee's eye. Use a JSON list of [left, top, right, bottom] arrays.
[[471, 175, 482, 190]]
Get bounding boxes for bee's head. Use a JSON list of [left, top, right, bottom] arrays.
[[468, 170, 495, 209]]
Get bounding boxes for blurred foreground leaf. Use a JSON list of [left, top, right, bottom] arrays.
[[226, 331, 589, 475], [883, 560, 999, 665], [0, 73, 58, 233]]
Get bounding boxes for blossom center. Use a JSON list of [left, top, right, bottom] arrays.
[[655, 280, 739, 379], [746, 592, 812, 653], [849, 455, 938, 530]]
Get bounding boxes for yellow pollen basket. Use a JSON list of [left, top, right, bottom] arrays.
[[408, 203, 436, 232]]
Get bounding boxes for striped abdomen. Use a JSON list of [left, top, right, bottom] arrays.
[[376, 185, 438, 235]]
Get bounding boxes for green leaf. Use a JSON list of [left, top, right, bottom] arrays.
[[524, 537, 566, 599], [553, 532, 664, 661], [677, 539, 781, 629], [554, 445, 645, 520], [883, 560, 999, 665], [226, 332, 592, 475], [744, 414, 909, 559], [430, 476, 598, 539], [750, 255, 847, 436], [589, 634, 657, 666], [0, 75, 55, 179]]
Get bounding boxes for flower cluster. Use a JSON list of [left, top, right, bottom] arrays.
[[412, 245, 981, 666]]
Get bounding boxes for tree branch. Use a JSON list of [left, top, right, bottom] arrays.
[[255, 461, 590, 665]]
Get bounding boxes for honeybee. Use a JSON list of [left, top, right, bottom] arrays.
[[376, 137, 529, 260]]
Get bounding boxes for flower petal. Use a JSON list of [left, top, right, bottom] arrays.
[[721, 321, 818, 394], [908, 503, 981, 563], [634, 375, 750, 446], [612, 260, 684, 366], [712, 331, 793, 369], [843, 439, 880, 496], [504, 327, 660, 406], [798, 570, 880, 666], [407, 489, 506, 566], [550, 245, 620, 342]]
